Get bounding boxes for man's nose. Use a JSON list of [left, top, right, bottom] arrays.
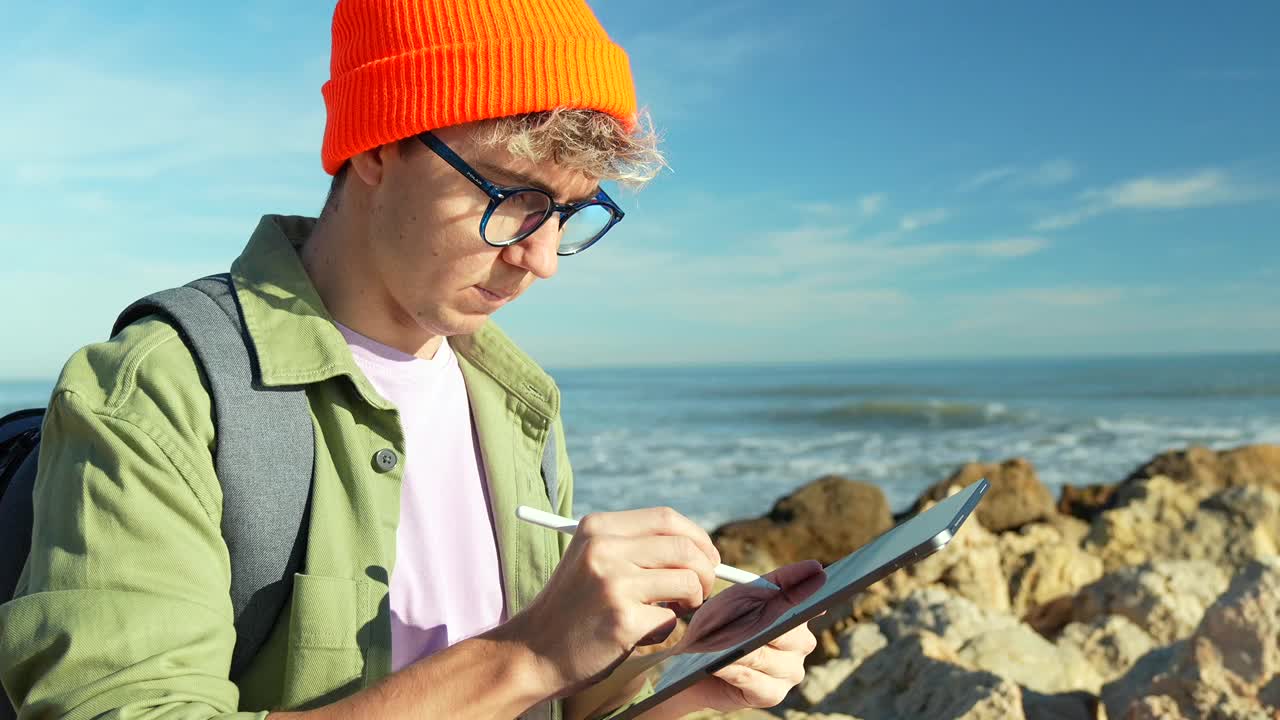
[[502, 218, 560, 280]]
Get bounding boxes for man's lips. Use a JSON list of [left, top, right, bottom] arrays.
[[475, 285, 516, 303]]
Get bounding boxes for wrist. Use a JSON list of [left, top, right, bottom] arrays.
[[484, 616, 564, 705]]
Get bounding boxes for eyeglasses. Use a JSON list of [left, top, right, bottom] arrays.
[[418, 131, 624, 256]]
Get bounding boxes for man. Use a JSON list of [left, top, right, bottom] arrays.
[[0, 1, 824, 718]]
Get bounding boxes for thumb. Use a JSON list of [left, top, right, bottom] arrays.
[[763, 560, 826, 605]]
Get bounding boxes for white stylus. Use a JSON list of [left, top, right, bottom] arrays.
[[515, 505, 780, 590]]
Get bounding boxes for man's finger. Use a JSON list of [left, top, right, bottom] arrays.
[[712, 654, 799, 708], [766, 624, 818, 655], [577, 507, 721, 567], [620, 535, 717, 599], [733, 644, 807, 684], [762, 559, 825, 605], [630, 568, 707, 608]]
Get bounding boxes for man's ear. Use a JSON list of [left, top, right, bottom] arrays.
[[348, 143, 390, 188]]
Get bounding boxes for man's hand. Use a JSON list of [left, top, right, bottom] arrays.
[[674, 622, 818, 713], [501, 507, 722, 700], [627, 561, 826, 720]]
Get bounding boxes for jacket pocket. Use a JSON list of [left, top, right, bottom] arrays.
[[280, 572, 371, 710]]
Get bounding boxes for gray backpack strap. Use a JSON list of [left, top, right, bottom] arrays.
[[541, 422, 559, 509], [112, 273, 314, 680]]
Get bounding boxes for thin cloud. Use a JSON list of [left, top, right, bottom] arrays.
[[959, 159, 1075, 192], [1029, 159, 1077, 187], [791, 193, 886, 220], [859, 193, 887, 217], [1033, 169, 1265, 231], [900, 208, 949, 232], [974, 237, 1051, 258], [1092, 170, 1231, 208], [960, 166, 1018, 192]]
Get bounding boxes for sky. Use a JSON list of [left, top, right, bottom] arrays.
[[1, 1, 1278, 378]]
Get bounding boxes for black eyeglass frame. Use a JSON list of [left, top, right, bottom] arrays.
[[417, 131, 624, 256]]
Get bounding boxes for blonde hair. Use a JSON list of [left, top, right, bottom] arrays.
[[322, 108, 665, 214], [473, 107, 667, 189]]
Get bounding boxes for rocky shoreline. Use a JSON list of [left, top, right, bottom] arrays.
[[666, 443, 1280, 720]]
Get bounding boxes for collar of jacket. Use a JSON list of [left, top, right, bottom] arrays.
[[229, 213, 559, 421]]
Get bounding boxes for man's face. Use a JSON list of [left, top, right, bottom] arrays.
[[358, 124, 601, 339]]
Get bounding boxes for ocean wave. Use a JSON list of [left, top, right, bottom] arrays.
[[772, 399, 1022, 430], [704, 383, 951, 400], [1091, 384, 1280, 400]]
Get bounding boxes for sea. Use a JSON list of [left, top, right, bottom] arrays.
[[5, 351, 1280, 530]]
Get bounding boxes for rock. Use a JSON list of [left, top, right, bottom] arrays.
[[1084, 475, 1199, 571], [1085, 477, 1280, 573], [810, 631, 1027, 720], [1056, 615, 1158, 683], [1123, 444, 1280, 499], [1101, 642, 1186, 720], [1117, 557, 1280, 719], [907, 515, 1011, 613], [713, 475, 894, 572], [1071, 560, 1230, 645], [913, 458, 1056, 532], [1020, 689, 1103, 720], [1057, 482, 1120, 523], [998, 518, 1096, 629], [999, 522, 1069, 580], [871, 587, 1101, 695], [957, 623, 1104, 695], [1199, 557, 1280, 686], [795, 623, 888, 707], [1048, 514, 1093, 547], [1007, 542, 1105, 621], [877, 587, 1017, 648]]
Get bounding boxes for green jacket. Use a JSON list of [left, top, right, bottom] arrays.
[[0, 215, 653, 719]]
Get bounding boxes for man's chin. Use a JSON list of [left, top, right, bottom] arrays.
[[442, 310, 493, 336]]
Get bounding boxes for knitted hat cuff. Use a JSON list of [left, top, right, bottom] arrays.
[[321, 38, 636, 175]]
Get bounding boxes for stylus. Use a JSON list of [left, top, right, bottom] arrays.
[[515, 505, 781, 590]]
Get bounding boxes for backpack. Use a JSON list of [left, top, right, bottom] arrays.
[[0, 273, 561, 716]]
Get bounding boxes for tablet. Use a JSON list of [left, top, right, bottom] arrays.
[[611, 477, 989, 719]]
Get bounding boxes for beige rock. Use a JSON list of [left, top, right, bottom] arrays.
[[913, 458, 1056, 532], [1008, 542, 1105, 620], [1123, 444, 1280, 498], [1071, 560, 1230, 645], [871, 587, 1101, 695], [877, 587, 1017, 648], [810, 631, 1027, 720], [1085, 478, 1280, 574], [999, 522, 1069, 579], [795, 623, 888, 707], [957, 623, 1105, 695], [1056, 615, 1158, 683], [908, 516, 1011, 613], [1083, 475, 1199, 571], [1116, 557, 1280, 719]]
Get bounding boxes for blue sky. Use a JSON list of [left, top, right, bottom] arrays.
[[1, 1, 1277, 378]]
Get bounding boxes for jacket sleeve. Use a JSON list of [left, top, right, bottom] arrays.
[[0, 389, 265, 720]]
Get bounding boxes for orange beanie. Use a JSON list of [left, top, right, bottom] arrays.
[[320, 0, 638, 175]]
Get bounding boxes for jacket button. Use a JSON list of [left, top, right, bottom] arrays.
[[374, 448, 399, 472]]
